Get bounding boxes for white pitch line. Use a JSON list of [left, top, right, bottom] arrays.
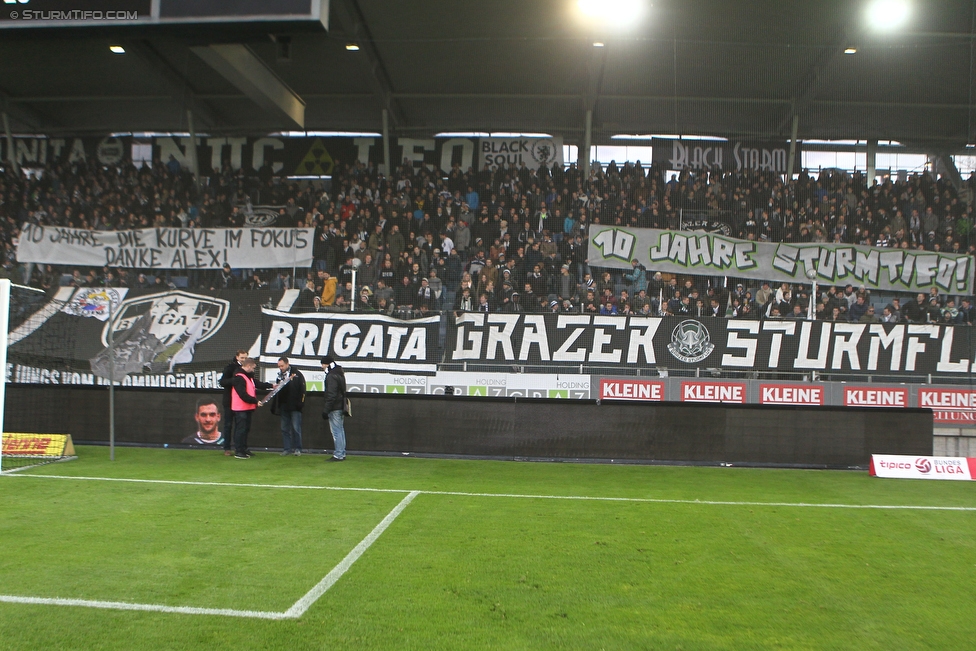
[[283, 491, 420, 618], [425, 490, 976, 511], [7, 473, 976, 512], [0, 595, 287, 620], [0, 491, 421, 620], [6, 473, 408, 493]]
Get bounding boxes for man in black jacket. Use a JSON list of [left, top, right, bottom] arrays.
[[903, 293, 928, 323], [218, 349, 248, 456], [270, 356, 306, 456], [321, 355, 347, 461]]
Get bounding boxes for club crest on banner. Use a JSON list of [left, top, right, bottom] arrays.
[[95, 137, 126, 165], [92, 291, 230, 379], [101, 290, 229, 348], [680, 217, 733, 237], [668, 320, 715, 363], [529, 139, 559, 166], [241, 202, 281, 227], [62, 287, 128, 321]]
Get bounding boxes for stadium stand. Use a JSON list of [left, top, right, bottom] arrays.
[[3, 156, 975, 323]]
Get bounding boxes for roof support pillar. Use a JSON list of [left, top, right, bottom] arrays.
[[933, 152, 964, 191], [382, 108, 390, 177], [786, 113, 799, 181], [866, 139, 878, 186], [580, 109, 593, 182], [191, 44, 305, 129], [2, 112, 17, 175], [186, 109, 200, 184]]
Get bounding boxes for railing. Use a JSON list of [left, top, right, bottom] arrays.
[[437, 362, 975, 386]]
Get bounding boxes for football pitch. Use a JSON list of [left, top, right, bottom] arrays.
[[2, 447, 975, 650]]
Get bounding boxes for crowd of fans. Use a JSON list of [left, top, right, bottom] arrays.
[[2, 151, 975, 324]]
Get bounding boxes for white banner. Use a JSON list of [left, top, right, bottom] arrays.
[[478, 137, 564, 170], [266, 370, 591, 400], [588, 227, 975, 294], [870, 454, 976, 480], [429, 371, 589, 399], [17, 225, 314, 269]]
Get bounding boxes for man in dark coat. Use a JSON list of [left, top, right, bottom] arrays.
[[321, 355, 347, 461], [218, 349, 248, 456], [269, 356, 307, 456], [902, 293, 927, 323]]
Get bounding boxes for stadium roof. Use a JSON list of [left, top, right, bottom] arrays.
[[1, 0, 974, 149]]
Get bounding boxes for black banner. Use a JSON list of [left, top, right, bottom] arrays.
[[7, 287, 443, 387], [10, 288, 976, 387], [448, 314, 976, 377], [2, 134, 560, 177], [4, 386, 933, 467], [152, 135, 555, 175], [651, 138, 801, 174], [260, 309, 442, 373], [0, 136, 132, 169]]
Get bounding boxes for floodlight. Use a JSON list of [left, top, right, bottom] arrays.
[[435, 131, 553, 138], [611, 134, 727, 141], [576, 0, 647, 28], [844, 47, 857, 54], [271, 131, 382, 137], [593, 41, 605, 47], [109, 45, 126, 54], [866, 0, 910, 30], [345, 43, 360, 51]]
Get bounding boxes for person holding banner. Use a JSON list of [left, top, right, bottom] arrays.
[[219, 349, 248, 456], [321, 356, 348, 462], [268, 356, 306, 456], [230, 358, 273, 460]]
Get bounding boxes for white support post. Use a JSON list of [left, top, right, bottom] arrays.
[[108, 299, 115, 460], [350, 269, 357, 312], [808, 278, 817, 320], [866, 139, 878, 187], [0, 279, 10, 473]]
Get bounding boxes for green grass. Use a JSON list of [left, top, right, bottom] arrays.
[[1, 446, 975, 650]]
